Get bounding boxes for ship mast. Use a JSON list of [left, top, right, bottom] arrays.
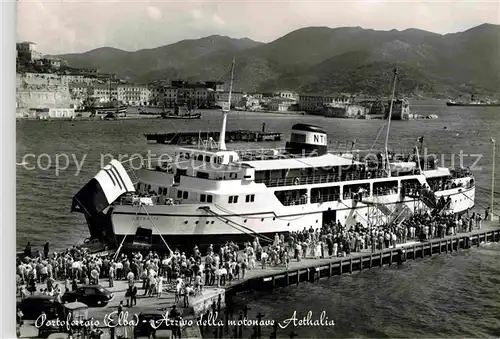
[[384, 67, 398, 177], [219, 58, 235, 151]]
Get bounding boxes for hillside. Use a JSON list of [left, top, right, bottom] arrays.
[[55, 24, 500, 96], [55, 35, 263, 82]]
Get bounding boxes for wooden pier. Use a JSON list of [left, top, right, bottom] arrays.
[[144, 130, 282, 145], [219, 224, 500, 296]]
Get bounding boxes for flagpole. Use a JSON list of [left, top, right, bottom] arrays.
[[384, 67, 398, 177], [491, 138, 496, 220]]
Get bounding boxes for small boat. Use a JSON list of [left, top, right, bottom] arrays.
[[161, 113, 202, 120], [161, 105, 202, 120]]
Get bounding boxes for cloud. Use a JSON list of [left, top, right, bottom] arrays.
[[192, 9, 204, 20], [212, 14, 225, 26], [146, 6, 162, 21]]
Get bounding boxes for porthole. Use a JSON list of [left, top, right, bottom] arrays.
[[211, 221, 215, 224], [195, 221, 199, 224], [184, 221, 188, 224], [206, 221, 209, 225], [273, 217, 276, 221], [261, 218, 264, 222], [244, 219, 247, 223], [287, 223, 290, 226]]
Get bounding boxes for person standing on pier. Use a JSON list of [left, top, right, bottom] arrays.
[[44, 242, 50, 259], [117, 301, 123, 317], [485, 207, 490, 221], [24, 242, 31, 258], [476, 213, 482, 229], [109, 265, 115, 288], [169, 305, 181, 339], [157, 276, 164, 298]]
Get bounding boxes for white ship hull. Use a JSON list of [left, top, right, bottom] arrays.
[[109, 185, 475, 250]]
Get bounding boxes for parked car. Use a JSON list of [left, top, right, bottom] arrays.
[[20, 295, 64, 320], [83, 238, 108, 253], [61, 285, 113, 307], [134, 311, 170, 337]]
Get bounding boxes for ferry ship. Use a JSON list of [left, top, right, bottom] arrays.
[[446, 94, 500, 107], [72, 67, 476, 252]]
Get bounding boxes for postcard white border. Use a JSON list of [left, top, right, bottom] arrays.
[[1, 1, 17, 338]]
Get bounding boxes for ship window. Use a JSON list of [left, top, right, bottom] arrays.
[[205, 156, 210, 162], [311, 186, 340, 203], [274, 189, 307, 206], [177, 190, 182, 199], [343, 183, 370, 200], [197, 155, 203, 161], [213, 157, 217, 164], [185, 153, 190, 159], [290, 133, 306, 143], [245, 194, 255, 203], [207, 195, 213, 203], [182, 191, 188, 199], [228, 195, 239, 203], [229, 196, 233, 203], [373, 181, 398, 196], [229, 155, 234, 163], [200, 194, 206, 202], [196, 171, 209, 179]]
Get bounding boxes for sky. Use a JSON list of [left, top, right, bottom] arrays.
[[16, 0, 500, 55]]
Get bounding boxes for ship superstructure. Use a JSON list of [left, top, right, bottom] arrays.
[[72, 67, 476, 252]]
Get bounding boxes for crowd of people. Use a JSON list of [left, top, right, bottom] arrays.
[[16, 207, 490, 311]]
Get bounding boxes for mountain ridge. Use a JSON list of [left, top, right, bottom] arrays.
[[54, 23, 500, 96]]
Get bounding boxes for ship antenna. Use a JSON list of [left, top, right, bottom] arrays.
[[384, 67, 398, 177], [219, 58, 235, 150]]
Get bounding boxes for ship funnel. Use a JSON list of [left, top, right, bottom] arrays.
[[71, 159, 136, 215], [285, 123, 327, 156]]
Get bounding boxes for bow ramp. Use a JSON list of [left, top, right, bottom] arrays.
[[71, 159, 136, 216]]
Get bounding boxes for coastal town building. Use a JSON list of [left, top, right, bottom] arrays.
[[16, 41, 43, 62], [192, 87, 209, 107], [117, 85, 150, 106], [88, 84, 118, 103], [298, 94, 353, 112], [215, 91, 244, 108], [268, 97, 298, 112], [240, 94, 261, 110], [274, 90, 299, 101], [151, 86, 178, 108]]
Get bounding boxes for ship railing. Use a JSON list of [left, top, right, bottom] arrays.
[[281, 196, 308, 206], [372, 187, 398, 196], [310, 194, 340, 204], [117, 194, 159, 206], [343, 191, 370, 200], [256, 170, 387, 188]]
